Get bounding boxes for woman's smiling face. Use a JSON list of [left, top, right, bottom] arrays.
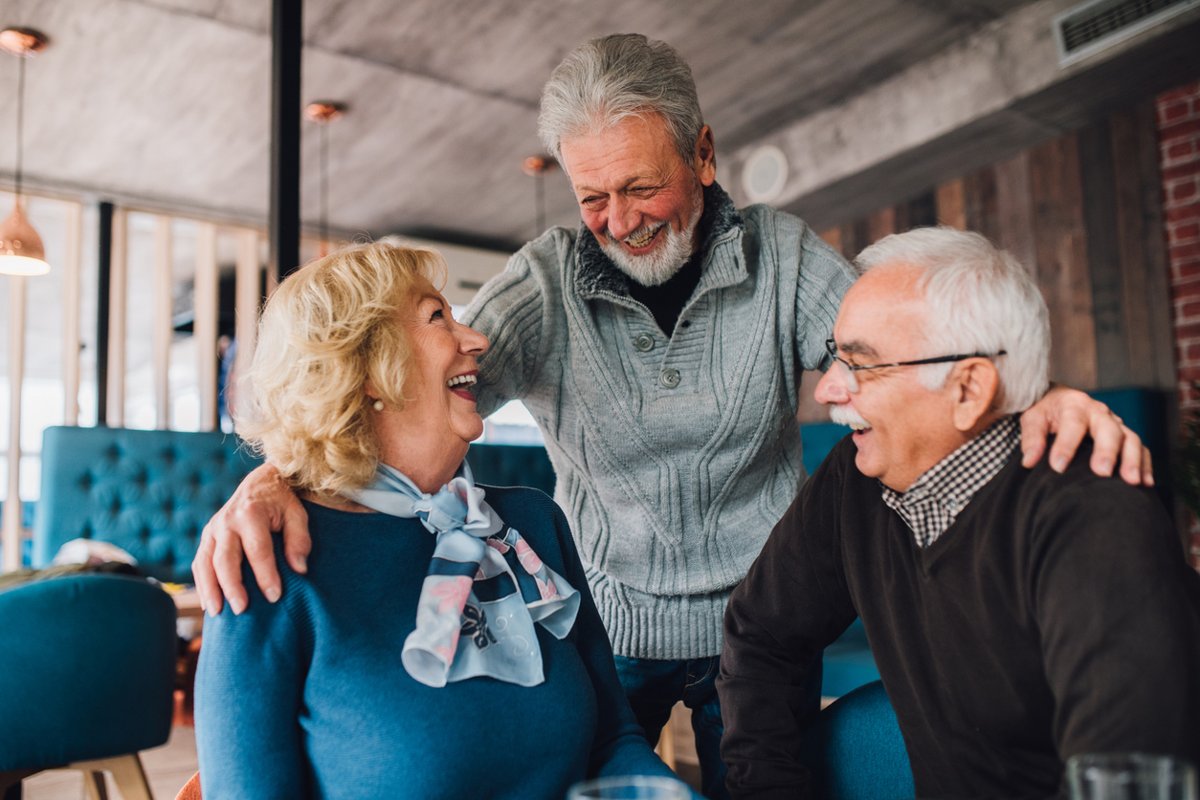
[[377, 277, 489, 471]]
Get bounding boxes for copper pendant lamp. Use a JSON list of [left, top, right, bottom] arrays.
[[0, 26, 50, 276], [522, 155, 557, 240], [304, 100, 346, 257]]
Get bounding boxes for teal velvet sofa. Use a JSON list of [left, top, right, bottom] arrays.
[[33, 426, 262, 583]]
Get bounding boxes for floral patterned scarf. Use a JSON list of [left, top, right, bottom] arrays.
[[348, 462, 580, 687]]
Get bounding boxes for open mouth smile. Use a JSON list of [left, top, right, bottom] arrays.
[[622, 223, 664, 250], [447, 372, 477, 401]]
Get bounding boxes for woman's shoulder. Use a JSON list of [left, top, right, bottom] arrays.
[[480, 485, 569, 545], [480, 484, 559, 519]]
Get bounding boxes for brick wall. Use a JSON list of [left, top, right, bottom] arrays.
[[1157, 80, 1200, 564]]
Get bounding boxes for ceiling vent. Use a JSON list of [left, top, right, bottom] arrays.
[[1053, 0, 1199, 66]]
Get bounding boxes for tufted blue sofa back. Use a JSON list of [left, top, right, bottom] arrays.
[[33, 426, 262, 583], [466, 443, 556, 496]]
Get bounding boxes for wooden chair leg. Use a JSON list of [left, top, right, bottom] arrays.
[[656, 720, 677, 770], [80, 769, 108, 800], [71, 754, 151, 800], [107, 754, 153, 800]]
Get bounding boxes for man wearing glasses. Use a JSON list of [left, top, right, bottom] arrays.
[[718, 227, 1200, 800]]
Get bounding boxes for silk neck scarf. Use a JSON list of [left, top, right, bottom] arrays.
[[347, 462, 580, 688]]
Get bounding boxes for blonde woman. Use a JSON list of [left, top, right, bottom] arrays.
[[194, 242, 691, 799]]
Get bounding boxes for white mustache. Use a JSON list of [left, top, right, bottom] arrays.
[[829, 405, 869, 430]]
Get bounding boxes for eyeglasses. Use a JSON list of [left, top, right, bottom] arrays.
[[824, 338, 1006, 393]]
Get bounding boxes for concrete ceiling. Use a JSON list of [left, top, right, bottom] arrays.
[[1, 0, 1059, 252], [2, 0, 1199, 254]]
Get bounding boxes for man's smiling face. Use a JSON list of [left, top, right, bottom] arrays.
[[559, 113, 715, 286], [814, 263, 965, 492]]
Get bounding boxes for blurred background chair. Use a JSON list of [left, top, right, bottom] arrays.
[[0, 573, 177, 799], [805, 680, 914, 800]]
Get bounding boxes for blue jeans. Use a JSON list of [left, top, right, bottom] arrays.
[[613, 655, 729, 800], [614, 653, 823, 800]]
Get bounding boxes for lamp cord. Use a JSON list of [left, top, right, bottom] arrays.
[[319, 120, 329, 246], [534, 172, 545, 239], [13, 52, 25, 201]]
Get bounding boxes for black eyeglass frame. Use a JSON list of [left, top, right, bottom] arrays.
[[824, 338, 1007, 375]]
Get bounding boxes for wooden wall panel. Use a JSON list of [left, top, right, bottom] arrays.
[[963, 168, 1001, 244], [1112, 101, 1175, 389], [1078, 117, 1131, 387], [837, 218, 871, 262], [899, 192, 937, 231], [992, 152, 1038, 279], [1027, 133, 1097, 389], [868, 207, 897, 244], [936, 180, 966, 230]]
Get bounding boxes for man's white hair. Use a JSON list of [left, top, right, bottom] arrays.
[[855, 227, 1050, 414], [537, 33, 704, 163]]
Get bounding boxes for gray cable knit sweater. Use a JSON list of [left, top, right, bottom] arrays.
[[462, 184, 855, 659]]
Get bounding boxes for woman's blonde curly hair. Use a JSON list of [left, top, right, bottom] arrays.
[[236, 241, 447, 495]]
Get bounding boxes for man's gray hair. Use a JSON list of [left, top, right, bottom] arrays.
[[855, 227, 1050, 414], [537, 33, 704, 163]]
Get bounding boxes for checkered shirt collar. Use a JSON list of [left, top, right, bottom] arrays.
[[880, 415, 1020, 548]]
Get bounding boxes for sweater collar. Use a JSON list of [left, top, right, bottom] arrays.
[[573, 181, 743, 300]]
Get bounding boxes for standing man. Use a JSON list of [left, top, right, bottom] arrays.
[[718, 228, 1199, 799], [194, 35, 1147, 799]]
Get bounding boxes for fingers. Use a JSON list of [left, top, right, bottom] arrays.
[[212, 522, 254, 615], [1019, 406, 1049, 469], [1084, 411, 1123, 479], [1113, 426, 1150, 486], [240, 523, 283, 606], [191, 530, 222, 616], [1045, 408, 1089, 474], [280, 496, 312, 575]]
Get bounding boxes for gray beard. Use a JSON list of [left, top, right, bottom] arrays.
[[600, 200, 703, 287]]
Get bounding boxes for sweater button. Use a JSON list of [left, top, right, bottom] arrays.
[[659, 368, 681, 389], [633, 333, 655, 352]]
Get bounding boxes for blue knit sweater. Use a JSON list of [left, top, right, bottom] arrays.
[[195, 486, 686, 799]]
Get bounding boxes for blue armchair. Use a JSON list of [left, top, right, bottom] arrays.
[[33, 426, 261, 583], [0, 573, 177, 798], [806, 680, 914, 800]]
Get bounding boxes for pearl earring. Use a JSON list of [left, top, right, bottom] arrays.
[[372, 399, 384, 412]]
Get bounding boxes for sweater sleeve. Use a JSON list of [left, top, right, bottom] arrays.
[[793, 224, 856, 373], [718, 441, 859, 800], [461, 232, 567, 417], [195, 561, 312, 799], [545, 499, 698, 796], [1031, 474, 1200, 772]]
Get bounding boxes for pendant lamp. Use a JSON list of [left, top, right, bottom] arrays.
[[522, 155, 556, 240], [0, 27, 50, 276], [304, 100, 345, 258]]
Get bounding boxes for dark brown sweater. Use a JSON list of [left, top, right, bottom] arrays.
[[719, 436, 1200, 799]]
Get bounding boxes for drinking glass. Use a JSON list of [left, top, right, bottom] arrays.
[[1067, 753, 1198, 800], [567, 775, 691, 800]]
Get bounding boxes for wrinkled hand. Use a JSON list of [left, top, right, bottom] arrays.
[[1019, 385, 1153, 486], [192, 463, 310, 616]]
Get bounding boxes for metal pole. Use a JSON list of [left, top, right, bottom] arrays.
[[96, 201, 113, 425], [3, 276, 27, 571], [269, 0, 302, 282]]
